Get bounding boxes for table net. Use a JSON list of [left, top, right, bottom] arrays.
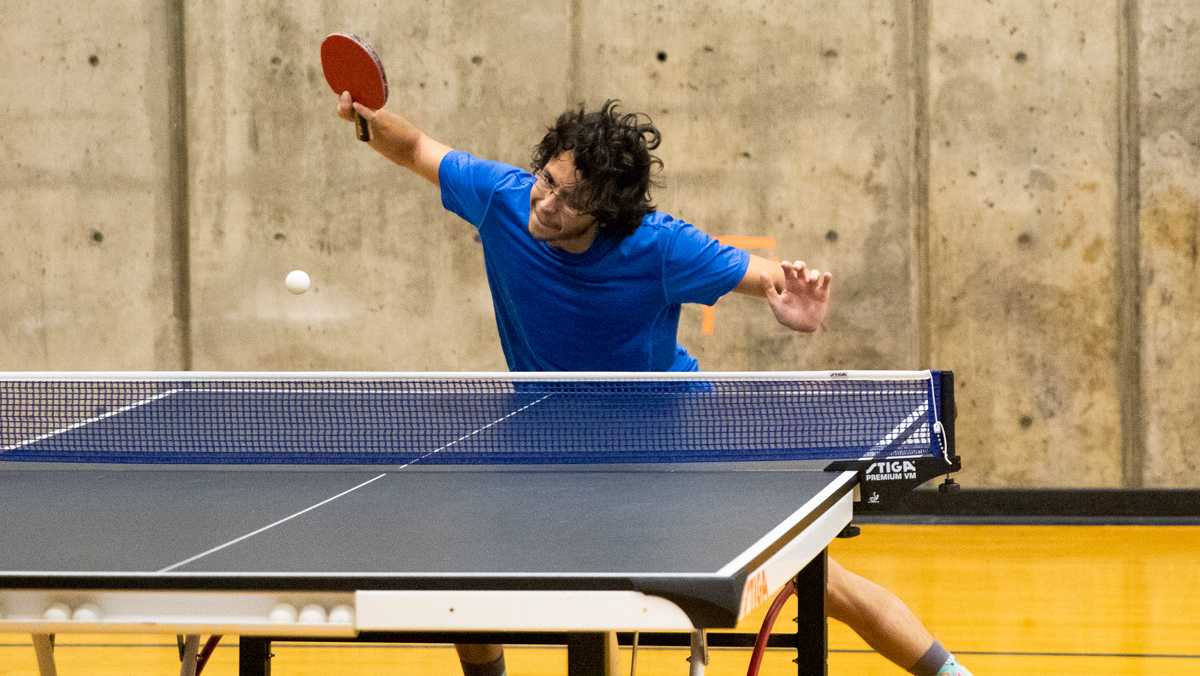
[[0, 372, 947, 465]]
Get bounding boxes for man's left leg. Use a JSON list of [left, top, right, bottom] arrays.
[[826, 556, 972, 675]]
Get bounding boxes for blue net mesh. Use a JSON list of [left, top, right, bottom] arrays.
[[0, 374, 944, 464]]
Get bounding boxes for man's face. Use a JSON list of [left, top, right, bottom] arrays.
[[528, 152, 599, 253]]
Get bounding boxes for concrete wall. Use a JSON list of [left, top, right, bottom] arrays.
[[2, 1, 1196, 488], [928, 1, 1125, 487], [1, 1, 186, 368], [1139, 0, 1200, 486]]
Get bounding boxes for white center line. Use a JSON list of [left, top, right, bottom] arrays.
[[157, 472, 389, 573], [157, 393, 556, 573]]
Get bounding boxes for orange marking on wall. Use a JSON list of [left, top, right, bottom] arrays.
[[703, 235, 777, 336]]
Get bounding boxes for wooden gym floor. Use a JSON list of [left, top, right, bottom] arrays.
[[1, 523, 1196, 675]]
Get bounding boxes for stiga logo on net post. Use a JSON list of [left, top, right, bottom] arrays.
[[864, 460, 917, 481]]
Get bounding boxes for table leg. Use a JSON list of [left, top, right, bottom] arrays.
[[178, 635, 200, 676], [566, 631, 619, 676], [793, 549, 828, 676], [31, 634, 57, 676], [239, 637, 272, 676], [688, 629, 708, 676]]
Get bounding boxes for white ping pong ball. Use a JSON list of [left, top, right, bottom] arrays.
[[72, 603, 102, 622], [268, 603, 298, 623], [328, 604, 354, 625], [285, 269, 311, 295], [43, 603, 71, 621], [298, 604, 328, 624]]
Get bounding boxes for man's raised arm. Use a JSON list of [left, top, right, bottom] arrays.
[[337, 91, 452, 185]]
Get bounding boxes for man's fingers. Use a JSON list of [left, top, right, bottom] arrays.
[[781, 260, 805, 285], [792, 260, 807, 281], [780, 260, 832, 294], [336, 92, 379, 125], [337, 91, 355, 121]]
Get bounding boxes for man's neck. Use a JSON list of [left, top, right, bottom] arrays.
[[548, 225, 600, 254]]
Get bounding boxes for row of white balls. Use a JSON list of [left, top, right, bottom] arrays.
[[269, 602, 353, 625], [29, 601, 353, 625]]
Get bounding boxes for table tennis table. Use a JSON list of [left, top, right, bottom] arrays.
[[0, 371, 959, 676]]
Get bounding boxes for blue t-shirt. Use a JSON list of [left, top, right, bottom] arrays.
[[439, 151, 749, 371]]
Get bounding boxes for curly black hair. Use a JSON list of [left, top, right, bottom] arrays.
[[531, 99, 663, 238]]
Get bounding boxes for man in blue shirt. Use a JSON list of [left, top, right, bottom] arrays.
[[336, 94, 970, 676]]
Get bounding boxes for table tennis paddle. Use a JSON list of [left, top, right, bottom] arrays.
[[320, 32, 388, 142]]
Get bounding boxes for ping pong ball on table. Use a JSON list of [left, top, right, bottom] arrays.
[[268, 603, 298, 623], [298, 604, 328, 624], [43, 603, 71, 621], [285, 269, 311, 294], [328, 604, 354, 625], [72, 603, 102, 621]]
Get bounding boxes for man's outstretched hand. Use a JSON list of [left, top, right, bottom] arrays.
[[760, 260, 832, 332]]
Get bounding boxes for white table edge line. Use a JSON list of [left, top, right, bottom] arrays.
[[714, 470, 857, 577], [0, 571, 733, 579]]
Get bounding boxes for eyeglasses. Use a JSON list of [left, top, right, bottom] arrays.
[[534, 170, 584, 212]]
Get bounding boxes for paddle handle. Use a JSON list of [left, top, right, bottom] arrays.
[[355, 111, 371, 142]]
